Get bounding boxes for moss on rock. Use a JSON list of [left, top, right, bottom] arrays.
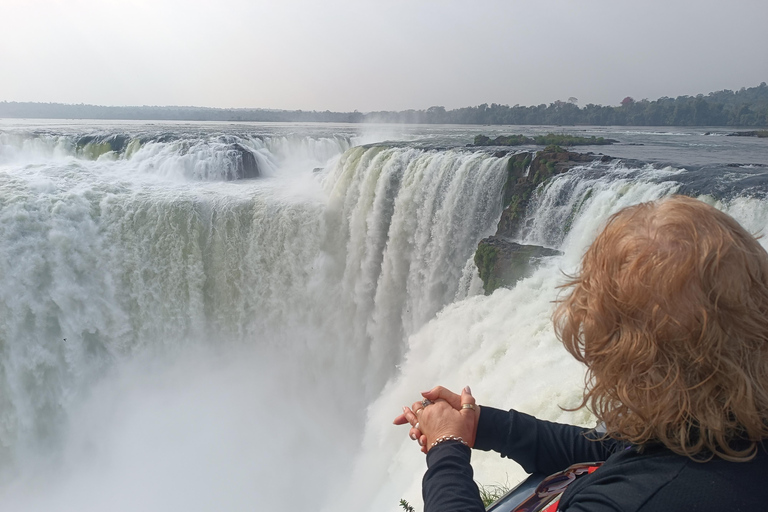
[[473, 133, 616, 147], [474, 237, 561, 294], [495, 147, 611, 239], [474, 147, 613, 293]]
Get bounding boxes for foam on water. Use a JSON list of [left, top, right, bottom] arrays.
[[3, 123, 768, 511], [0, 129, 511, 511], [345, 172, 693, 511]]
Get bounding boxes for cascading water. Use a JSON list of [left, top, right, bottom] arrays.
[[1, 121, 767, 512], [350, 159, 768, 512], [322, 146, 508, 394], [0, 123, 509, 511]]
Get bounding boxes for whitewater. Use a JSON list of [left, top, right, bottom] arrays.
[[0, 120, 767, 511]]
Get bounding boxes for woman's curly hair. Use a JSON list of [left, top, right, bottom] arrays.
[[554, 195, 768, 461]]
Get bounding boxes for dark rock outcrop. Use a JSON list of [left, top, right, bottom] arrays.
[[726, 131, 768, 138], [472, 133, 617, 147], [474, 237, 561, 294], [138, 133, 178, 144], [75, 133, 132, 157], [727, 163, 767, 168], [496, 147, 611, 239], [473, 146, 611, 294], [228, 143, 260, 180]]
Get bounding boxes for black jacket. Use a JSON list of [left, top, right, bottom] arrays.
[[422, 406, 768, 512]]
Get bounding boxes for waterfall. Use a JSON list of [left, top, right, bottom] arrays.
[[321, 146, 508, 394], [3, 123, 768, 511], [347, 159, 768, 512], [0, 130, 357, 181], [0, 131, 510, 510]]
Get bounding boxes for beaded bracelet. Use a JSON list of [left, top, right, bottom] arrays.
[[430, 435, 469, 450]]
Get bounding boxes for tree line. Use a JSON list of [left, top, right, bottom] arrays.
[[2, 83, 766, 127], [368, 83, 768, 126]]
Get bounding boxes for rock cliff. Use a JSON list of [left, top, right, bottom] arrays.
[[475, 146, 611, 294]]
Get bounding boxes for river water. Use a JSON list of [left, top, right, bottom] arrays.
[[0, 120, 766, 511]]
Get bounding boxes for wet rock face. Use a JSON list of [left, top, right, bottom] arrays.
[[72, 133, 261, 180], [473, 146, 609, 294], [474, 237, 561, 294], [496, 147, 611, 239], [219, 143, 260, 180], [75, 133, 132, 158], [230, 143, 259, 179]]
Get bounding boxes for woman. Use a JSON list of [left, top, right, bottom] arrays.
[[394, 196, 768, 511]]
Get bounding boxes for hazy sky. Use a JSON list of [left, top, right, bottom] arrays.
[[1, 0, 766, 111]]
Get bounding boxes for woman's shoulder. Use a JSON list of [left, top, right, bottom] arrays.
[[562, 443, 768, 511], [670, 445, 768, 494]]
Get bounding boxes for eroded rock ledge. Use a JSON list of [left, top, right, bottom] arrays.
[[475, 146, 612, 294], [474, 238, 561, 294]]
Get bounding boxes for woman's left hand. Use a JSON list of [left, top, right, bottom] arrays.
[[393, 386, 480, 453]]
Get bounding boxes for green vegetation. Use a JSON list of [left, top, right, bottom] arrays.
[[422, 82, 768, 127], [474, 237, 562, 295], [474, 243, 500, 294], [501, 153, 532, 205], [495, 146, 592, 240], [479, 482, 514, 507], [398, 480, 513, 511], [3, 83, 767, 127], [473, 134, 613, 147]]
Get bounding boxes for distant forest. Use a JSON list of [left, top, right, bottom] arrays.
[[2, 83, 767, 127]]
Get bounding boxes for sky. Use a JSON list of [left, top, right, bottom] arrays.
[[1, 0, 767, 112]]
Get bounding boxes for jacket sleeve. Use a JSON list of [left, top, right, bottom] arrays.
[[422, 441, 485, 512], [473, 406, 618, 475]]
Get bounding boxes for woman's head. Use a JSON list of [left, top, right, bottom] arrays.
[[555, 195, 768, 460]]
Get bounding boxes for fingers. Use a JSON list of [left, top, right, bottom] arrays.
[[394, 407, 426, 443], [393, 413, 408, 425], [394, 404, 423, 428], [411, 400, 425, 417], [421, 386, 462, 410], [395, 387, 478, 454], [458, 386, 480, 447], [392, 403, 424, 425], [405, 406, 425, 444], [406, 404, 420, 425], [459, 386, 477, 415]]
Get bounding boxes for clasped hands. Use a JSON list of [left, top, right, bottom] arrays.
[[393, 385, 481, 453]]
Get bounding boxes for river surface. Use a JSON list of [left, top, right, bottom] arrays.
[[0, 120, 766, 511]]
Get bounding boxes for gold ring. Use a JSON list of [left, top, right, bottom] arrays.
[[461, 403, 476, 410]]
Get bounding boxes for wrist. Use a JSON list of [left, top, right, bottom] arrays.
[[428, 434, 469, 451]]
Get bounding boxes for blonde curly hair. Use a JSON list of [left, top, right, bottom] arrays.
[[555, 195, 768, 461]]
